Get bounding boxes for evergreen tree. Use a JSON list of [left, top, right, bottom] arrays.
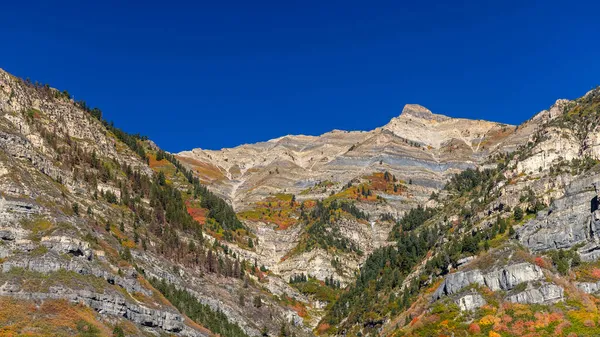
[[513, 206, 524, 221]]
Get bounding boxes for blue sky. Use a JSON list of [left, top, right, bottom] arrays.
[[2, 1, 600, 152]]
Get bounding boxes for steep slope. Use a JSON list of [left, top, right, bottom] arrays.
[[0, 68, 312, 337], [175, 102, 523, 298], [318, 87, 600, 337], [5, 63, 600, 337]]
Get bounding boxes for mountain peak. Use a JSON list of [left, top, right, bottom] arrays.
[[399, 104, 450, 122]]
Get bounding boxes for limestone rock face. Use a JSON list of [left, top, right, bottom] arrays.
[[518, 172, 600, 253], [433, 263, 544, 300], [0, 284, 199, 335], [506, 282, 564, 304], [455, 292, 486, 311], [435, 270, 485, 297], [515, 128, 580, 174], [483, 263, 545, 291], [576, 281, 600, 294], [40, 235, 93, 260]]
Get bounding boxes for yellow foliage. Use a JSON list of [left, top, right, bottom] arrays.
[[479, 315, 500, 326], [568, 309, 597, 323]]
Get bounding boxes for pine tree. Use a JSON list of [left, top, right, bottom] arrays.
[[513, 206, 524, 221]]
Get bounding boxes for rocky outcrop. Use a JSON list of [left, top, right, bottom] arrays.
[[507, 282, 564, 304], [576, 281, 600, 294], [518, 173, 600, 253], [0, 282, 202, 335], [515, 128, 580, 175], [455, 292, 486, 311], [41, 235, 93, 260], [433, 262, 564, 307], [483, 263, 544, 292], [433, 263, 544, 300], [1, 253, 152, 297]]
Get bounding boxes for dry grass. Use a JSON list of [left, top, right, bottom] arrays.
[[175, 155, 226, 182], [0, 297, 112, 336]]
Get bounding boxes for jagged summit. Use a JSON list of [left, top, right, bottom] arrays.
[[177, 101, 521, 212], [398, 104, 450, 122]]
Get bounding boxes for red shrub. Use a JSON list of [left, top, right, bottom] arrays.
[[468, 323, 481, 334]]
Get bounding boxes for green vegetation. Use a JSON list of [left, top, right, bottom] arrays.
[[150, 277, 249, 337], [321, 208, 441, 333], [319, 164, 518, 334], [294, 200, 367, 255], [289, 274, 342, 308], [513, 206, 524, 221], [445, 167, 498, 195], [389, 205, 435, 238], [548, 248, 581, 275], [76, 101, 148, 160], [157, 149, 245, 232]]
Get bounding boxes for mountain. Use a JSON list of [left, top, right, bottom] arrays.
[[174, 102, 522, 291], [0, 68, 309, 337], [3, 65, 600, 337], [178, 104, 516, 212]]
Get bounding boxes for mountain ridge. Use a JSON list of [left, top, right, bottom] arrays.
[[4, 64, 600, 337]]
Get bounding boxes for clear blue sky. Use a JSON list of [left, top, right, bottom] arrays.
[[2, 1, 600, 152]]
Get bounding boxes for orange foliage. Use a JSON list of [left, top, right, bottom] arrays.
[[533, 311, 563, 329], [239, 197, 306, 230], [0, 297, 113, 336], [289, 302, 308, 318], [175, 155, 225, 182], [186, 200, 207, 224], [468, 323, 481, 334], [510, 320, 528, 335], [534, 256, 548, 268], [592, 268, 600, 279], [316, 323, 330, 334], [492, 322, 508, 332], [148, 154, 169, 169], [363, 172, 406, 195]]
